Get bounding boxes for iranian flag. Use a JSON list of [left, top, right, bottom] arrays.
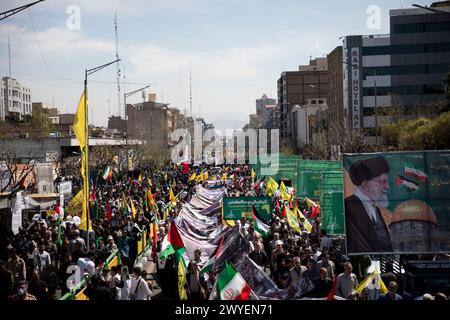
[[55, 205, 64, 219], [200, 236, 224, 275], [101, 165, 111, 180], [404, 162, 428, 181], [252, 205, 270, 238], [160, 222, 185, 260], [217, 262, 251, 300], [396, 175, 419, 192]]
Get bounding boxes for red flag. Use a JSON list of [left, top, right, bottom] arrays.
[[310, 205, 320, 219], [280, 206, 287, 218], [106, 202, 112, 221], [327, 276, 337, 300], [182, 161, 189, 174], [168, 222, 184, 250]]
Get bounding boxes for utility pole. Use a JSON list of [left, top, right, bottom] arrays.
[[189, 61, 192, 117], [8, 37, 11, 77], [114, 12, 121, 119]]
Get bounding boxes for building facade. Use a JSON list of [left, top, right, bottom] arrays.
[[327, 46, 344, 142], [1, 77, 32, 122], [343, 3, 450, 139], [277, 58, 329, 140], [290, 102, 327, 147]]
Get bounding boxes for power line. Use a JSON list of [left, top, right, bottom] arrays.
[[0, 0, 45, 22]]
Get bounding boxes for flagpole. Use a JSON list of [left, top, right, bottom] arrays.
[[84, 69, 90, 250]]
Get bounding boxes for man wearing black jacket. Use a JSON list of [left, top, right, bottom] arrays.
[[345, 156, 393, 254]]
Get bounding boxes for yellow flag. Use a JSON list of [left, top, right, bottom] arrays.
[[296, 207, 312, 232], [66, 190, 83, 215], [280, 181, 291, 201], [130, 198, 137, 218], [108, 255, 119, 269], [164, 173, 167, 181], [196, 173, 203, 182], [251, 168, 256, 178], [203, 171, 209, 180], [147, 178, 152, 187], [286, 206, 301, 233], [188, 172, 196, 181], [355, 269, 388, 295], [75, 287, 89, 300], [163, 208, 169, 221], [138, 174, 142, 182], [172, 179, 176, 189], [79, 195, 93, 231], [178, 259, 188, 300], [147, 189, 155, 211], [221, 172, 228, 180], [73, 90, 87, 148], [305, 197, 318, 209], [266, 176, 279, 196], [169, 187, 177, 205]]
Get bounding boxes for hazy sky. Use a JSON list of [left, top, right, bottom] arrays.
[[0, 0, 423, 131]]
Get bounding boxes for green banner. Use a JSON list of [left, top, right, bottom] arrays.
[[222, 196, 272, 221], [320, 171, 345, 235], [321, 191, 345, 235], [343, 151, 450, 254], [254, 154, 300, 189], [297, 160, 342, 198]]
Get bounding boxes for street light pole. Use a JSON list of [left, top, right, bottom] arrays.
[[83, 58, 120, 250]]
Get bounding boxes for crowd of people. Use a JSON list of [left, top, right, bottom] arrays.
[[1, 161, 449, 301]]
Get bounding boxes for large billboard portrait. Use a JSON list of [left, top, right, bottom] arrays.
[[343, 151, 450, 255]]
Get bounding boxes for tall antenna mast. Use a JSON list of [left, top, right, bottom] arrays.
[[189, 60, 192, 117], [114, 12, 121, 118], [8, 37, 11, 77]]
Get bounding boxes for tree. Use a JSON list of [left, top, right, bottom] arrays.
[[0, 149, 37, 193], [380, 112, 450, 150], [30, 108, 53, 137]]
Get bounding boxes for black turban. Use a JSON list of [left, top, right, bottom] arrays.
[[349, 156, 389, 186]]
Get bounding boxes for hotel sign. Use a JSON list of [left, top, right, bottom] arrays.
[[351, 47, 361, 129]]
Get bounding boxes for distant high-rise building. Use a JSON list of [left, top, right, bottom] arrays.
[[277, 58, 329, 140], [256, 94, 276, 116], [1, 77, 32, 122]]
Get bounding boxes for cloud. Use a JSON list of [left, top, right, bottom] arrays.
[[0, 23, 115, 64]]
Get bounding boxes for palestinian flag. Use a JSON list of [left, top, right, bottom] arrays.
[[160, 222, 185, 260], [252, 205, 270, 237], [8, 175, 27, 199], [200, 236, 224, 275], [404, 162, 428, 181], [101, 165, 111, 180], [396, 175, 419, 192], [217, 262, 251, 300]]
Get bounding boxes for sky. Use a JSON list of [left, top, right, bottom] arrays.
[[0, 0, 425, 131]]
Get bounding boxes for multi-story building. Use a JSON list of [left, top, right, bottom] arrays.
[[277, 58, 329, 140], [1, 77, 32, 121], [388, 3, 450, 106], [32, 102, 59, 124], [327, 46, 344, 142], [290, 101, 327, 147], [343, 2, 450, 140]]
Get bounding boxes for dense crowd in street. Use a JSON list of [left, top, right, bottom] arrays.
[[1, 162, 449, 301]]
